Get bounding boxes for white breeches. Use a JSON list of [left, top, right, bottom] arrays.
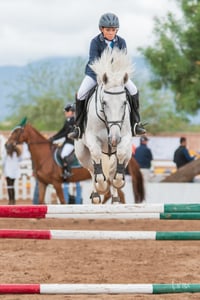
[[61, 143, 74, 158], [77, 75, 138, 100], [77, 75, 96, 100], [125, 79, 138, 95]]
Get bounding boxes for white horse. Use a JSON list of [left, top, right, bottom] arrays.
[[75, 48, 133, 203]]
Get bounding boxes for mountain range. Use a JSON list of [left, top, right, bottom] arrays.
[[0, 56, 150, 122]]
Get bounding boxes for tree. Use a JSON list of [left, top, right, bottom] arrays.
[[138, 85, 189, 134], [139, 0, 200, 116], [6, 57, 85, 130]]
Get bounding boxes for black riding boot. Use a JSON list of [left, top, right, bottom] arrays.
[[68, 98, 86, 140], [6, 178, 16, 205], [129, 92, 146, 136], [62, 156, 72, 179]]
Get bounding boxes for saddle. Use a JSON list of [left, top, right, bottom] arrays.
[[53, 145, 81, 169]]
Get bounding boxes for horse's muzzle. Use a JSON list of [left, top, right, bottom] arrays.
[[108, 134, 121, 148]]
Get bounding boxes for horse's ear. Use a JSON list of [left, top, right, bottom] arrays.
[[102, 73, 108, 84], [123, 73, 129, 84]]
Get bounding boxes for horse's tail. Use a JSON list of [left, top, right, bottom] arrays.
[[127, 157, 145, 203]]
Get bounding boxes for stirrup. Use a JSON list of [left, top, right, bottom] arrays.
[[133, 122, 146, 136], [62, 171, 72, 179]]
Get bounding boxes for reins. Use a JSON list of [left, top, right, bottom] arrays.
[[14, 126, 50, 146], [94, 85, 127, 156]]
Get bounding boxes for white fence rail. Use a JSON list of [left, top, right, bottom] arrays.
[[1, 175, 200, 205], [0, 175, 58, 203], [0, 175, 85, 204]]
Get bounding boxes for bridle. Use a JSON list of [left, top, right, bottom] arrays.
[[8, 125, 50, 146], [96, 85, 127, 133], [8, 126, 24, 146]]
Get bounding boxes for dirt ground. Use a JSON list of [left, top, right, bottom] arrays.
[[0, 200, 200, 300]]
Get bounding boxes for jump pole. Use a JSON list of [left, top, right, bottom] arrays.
[[1, 283, 200, 294], [1, 229, 200, 240], [1, 204, 200, 219]]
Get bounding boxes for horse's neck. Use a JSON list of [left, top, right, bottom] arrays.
[[26, 128, 50, 165], [88, 86, 103, 118]]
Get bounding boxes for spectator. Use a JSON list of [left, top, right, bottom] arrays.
[[33, 178, 39, 205], [173, 136, 195, 169], [63, 182, 82, 204], [2, 144, 22, 205], [134, 136, 153, 181]]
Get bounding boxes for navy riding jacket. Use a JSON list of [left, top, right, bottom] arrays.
[[134, 144, 153, 169], [85, 33, 127, 81], [173, 145, 195, 168]]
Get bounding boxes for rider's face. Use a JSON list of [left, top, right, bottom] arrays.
[[101, 27, 118, 41], [65, 110, 74, 117]]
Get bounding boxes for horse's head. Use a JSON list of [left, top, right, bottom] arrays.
[[90, 48, 132, 148], [100, 84, 128, 147], [5, 124, 28, 150]]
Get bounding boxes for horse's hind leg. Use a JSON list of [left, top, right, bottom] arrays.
[[53, 183, 66, 204], [117, 189, 125, 203], [110, 186, 121, 204]]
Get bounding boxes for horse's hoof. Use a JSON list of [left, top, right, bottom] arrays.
[[112, 173, 125, 189], [95, 179, 108, 193]]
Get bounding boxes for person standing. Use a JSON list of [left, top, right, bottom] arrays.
[[173, 136, 195, 169], [134, 136, 153, 181], [2, 144, 22, 205]]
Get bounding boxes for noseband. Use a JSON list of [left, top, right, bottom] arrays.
[[96, 86, 127, 132]]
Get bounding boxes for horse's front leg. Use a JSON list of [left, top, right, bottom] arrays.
[[87, 137, 108, 193], [112, 137, 132, 189], [53, 182, 66, 204], [38, 181, 47, 205]]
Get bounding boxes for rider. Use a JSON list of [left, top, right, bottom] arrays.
[[49, 104, 75, 179], [68, 12, 146, 140]]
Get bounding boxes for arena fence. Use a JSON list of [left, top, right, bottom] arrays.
[[0, 175, 58, 202], [0, 176, 79, 203]]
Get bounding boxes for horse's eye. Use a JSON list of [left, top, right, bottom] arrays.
[[102, 101, 106, 106]]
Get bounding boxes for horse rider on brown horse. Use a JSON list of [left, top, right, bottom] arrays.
[[49, 104, 75, 179]]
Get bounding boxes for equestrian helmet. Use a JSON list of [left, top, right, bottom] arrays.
[[64, 103, 75, 112], [99, 13, 119, 29]]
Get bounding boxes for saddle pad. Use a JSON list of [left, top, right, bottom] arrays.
[[54, 148, 81, 168]]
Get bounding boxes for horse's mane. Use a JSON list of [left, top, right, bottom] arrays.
[[90, 48, 133, 86], [26, 123, 48, 141]]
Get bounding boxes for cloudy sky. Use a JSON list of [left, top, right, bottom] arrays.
[[0, 0, 181, 66]]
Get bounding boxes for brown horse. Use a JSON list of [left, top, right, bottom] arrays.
[[5, 123, 145, 204]]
